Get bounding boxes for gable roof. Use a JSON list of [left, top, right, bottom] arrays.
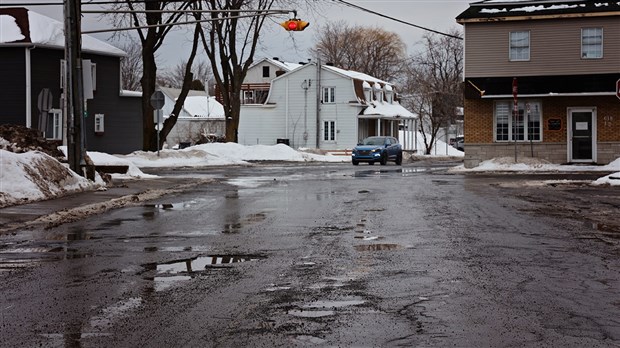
[[158, 87, 224, 119], [322, 65, 390, 85], [457, 0, 620, 22], [250, 57, 302, 73], [0, 7, 125, 56]]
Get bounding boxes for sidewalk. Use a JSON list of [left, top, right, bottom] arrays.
[[0, 177, 208, 232]]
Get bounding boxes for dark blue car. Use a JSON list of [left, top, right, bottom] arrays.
[[352, 136, 403, 165]]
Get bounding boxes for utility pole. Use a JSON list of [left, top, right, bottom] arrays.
[[65, 0, 85, 175]]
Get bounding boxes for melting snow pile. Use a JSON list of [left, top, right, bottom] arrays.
[[0, 149, 98, 208]]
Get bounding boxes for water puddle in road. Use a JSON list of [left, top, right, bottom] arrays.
[[222, 212, 268, 234], [354, 235, 382, 241], [432, 179, 457, 186], [294, 335, 327, 344], [587, 222, 620, 234], [302, 298, 366, 309], [144, 254, 264, 291], [93, 218, 141, 231], [144, 203, 175, 209], [354, 168, 428, 178], [354, 244, 401, 251], [585, 222, 620, 240], [288, 309, 335, 318]]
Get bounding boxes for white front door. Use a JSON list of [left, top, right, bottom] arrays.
[[567, 107, 596, 163]]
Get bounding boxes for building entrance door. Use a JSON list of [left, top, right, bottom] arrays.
[[568, 108, 596, 163]]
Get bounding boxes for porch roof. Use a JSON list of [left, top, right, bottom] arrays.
[[360, 101, 417, 119]]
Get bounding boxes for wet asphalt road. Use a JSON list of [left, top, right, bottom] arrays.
[[1, 161, 619, 347]]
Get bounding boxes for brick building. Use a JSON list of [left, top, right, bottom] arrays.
[[457, 0, 620, 168]]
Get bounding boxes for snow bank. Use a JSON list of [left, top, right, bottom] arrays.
[[0, 150, 97, 207], [119, 143, 348, 168]]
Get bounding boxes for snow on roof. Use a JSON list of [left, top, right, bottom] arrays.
[[250, 57, 302, 72], [323, 65, 390, 85], [159, 86, 208, 99], [181, 96, 225, 119], [458, 0, 619, 20], [268, 58, 302, 71], [361, 101, 417, 119], [0, 8, 126, 57]]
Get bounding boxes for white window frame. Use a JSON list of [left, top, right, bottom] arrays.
[[323, 120, 336, 142], [47, 108, 63, 140], [493, 100, 542, 142], [581, 27, 603, 59], [509, 31, 530, 61], [322, 87, 335, 104], [94, 113, 105, 134], [243, 90, 254, 104]]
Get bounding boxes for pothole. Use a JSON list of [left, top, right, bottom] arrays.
[[354, 244, 401, 251]]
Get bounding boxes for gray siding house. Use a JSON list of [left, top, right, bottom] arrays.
[[0, 7, 142, 154], [457, 0, 620, 167]]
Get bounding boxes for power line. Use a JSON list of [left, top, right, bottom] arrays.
[[333, 0, 462, 40]]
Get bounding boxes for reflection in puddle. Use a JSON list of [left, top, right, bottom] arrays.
[[156, 255, 261, 274], [93, 218, 140, 231], [143, 246, 194, 253], [354, 244, 401, 251], [288, 309, 335, 318], [146, 255, 263, 291], [302, 298, 366, 309], [222, 212, 267, 234], [354, 236, 382, 241], [354, 168, 428, 178], [144, 203, 175, 209], [295, 335, 327, 344], [585, 221, 620, 239], [432, 179, 457, 186]]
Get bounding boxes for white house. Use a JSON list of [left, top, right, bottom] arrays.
[[240, 57, 302, 105], [238, 60, 416, 151], [158, 87, 225, 147]]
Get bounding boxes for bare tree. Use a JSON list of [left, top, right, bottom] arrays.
[[158, 60, 213, 89], [119, 38, 142, 91], [401, 29, 463, 154], [197, 0, 315, 142], [311, 21, 407, 82], [109, 0, 200, 151]]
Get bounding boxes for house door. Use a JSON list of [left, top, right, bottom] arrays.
[[568, 108, 596, 163]]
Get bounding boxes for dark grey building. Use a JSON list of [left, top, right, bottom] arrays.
[[0, 7, 142, 154]]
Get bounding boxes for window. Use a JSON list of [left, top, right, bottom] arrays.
[[509, 31, 530, 61], [46, 109, 63, 140], [94, 113, 104, 134], [323, 120, 336, 141], [243, 90, 254, 104], [322, 87, 335, 103], [262, 66, 270, 78], [582, 27, 603, 59], [494, 101, 541, 142]]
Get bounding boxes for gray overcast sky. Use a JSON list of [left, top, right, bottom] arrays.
[[18, 0, 471, 69]]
